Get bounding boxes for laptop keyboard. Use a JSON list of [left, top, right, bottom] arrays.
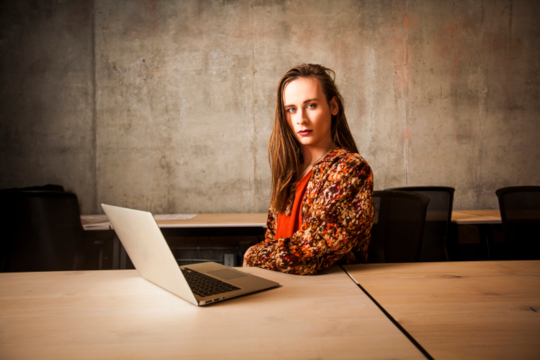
[[181, 268, 240, 298]]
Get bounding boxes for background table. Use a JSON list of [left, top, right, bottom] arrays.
[[82, 210, 504, 267], [81, 213, 269, 269], [83, 210, 501, 229], [0, 266, 424, 360], [449, 210, 503, 260], [81, 213, 268, 230], [451, 210, 501, 225], [344, 260, 540, 359]]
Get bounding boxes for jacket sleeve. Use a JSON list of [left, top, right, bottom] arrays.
[[246, 158, 374, 275]]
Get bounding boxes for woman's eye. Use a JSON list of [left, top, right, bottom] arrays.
[[307, 103, 316, 109], [287, 108, 296, 113]]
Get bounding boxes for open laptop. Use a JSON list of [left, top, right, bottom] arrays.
[[101, 204, 279, 306]]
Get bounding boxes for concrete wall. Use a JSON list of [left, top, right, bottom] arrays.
[[1, 0, 539, 214], [0, 1, 96, 211]]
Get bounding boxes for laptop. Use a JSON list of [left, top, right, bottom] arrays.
[[101, 204, 279, 306]]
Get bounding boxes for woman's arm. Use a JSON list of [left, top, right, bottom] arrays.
[[245, 158, 374, 275], [243, 206, 277, 266]]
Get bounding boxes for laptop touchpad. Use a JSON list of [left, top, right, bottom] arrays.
[[209, 269, 249, 280]]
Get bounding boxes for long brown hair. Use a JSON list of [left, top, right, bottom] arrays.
[[268, 64, 359, 213]]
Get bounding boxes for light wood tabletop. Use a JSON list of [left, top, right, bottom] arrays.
[[83, 209, 502, 230], [451, 209, 501, 224], [343, 261, 540, 360], [156, 213, 268, 228], [0, 266, 424, 360], [81, 213, 268, 230]]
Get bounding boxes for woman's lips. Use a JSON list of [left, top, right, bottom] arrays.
[[298, 130, 312, 136]]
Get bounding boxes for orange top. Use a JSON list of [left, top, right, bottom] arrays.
[[275, 169, 313, 239]]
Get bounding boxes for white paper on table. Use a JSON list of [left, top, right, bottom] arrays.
[[83, 222, 112, 229], [81, 215, 111, 229], [82, 215, 109, 223], [153, 214, 196, 220]]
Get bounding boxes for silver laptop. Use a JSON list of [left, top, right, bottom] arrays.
[[102, 204, 279, 306]]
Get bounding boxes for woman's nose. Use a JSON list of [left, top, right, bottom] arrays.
[[297, 109, 308, 124]]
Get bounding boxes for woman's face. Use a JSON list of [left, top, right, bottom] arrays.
[[283, 77, 338, 151]]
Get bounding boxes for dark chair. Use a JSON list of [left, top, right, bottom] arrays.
[[0, 184, 65, 193], [368, 190, 430, 263], [495, 186, 540, 260], [386, 186, 455, 261], [0, 191, 85, 272]]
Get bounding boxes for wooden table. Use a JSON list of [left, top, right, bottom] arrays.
[[450, 210, 502, 260], [81, 213, 268, 269], [81, 209, 502, 267], [451, 210, 501, 224], [0, 267, 424, 360], [84, 210, 502, 228], [81, 213, 268, 231], [343, 261, 540, 359], [84, 210, 501, 229]]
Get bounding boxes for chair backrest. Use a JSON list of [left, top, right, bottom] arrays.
[[0, 184, 65, 193], [368, 190, 430, 263], [386, 186, 455, 261], [495, 186, 540, 260], [1, 191, 84, 272]]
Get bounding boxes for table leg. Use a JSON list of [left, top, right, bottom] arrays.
[[112, 234, 119, 269], [112, 234, 128, 269]]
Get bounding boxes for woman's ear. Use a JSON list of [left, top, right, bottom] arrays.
[[330, 96, 339, 116]]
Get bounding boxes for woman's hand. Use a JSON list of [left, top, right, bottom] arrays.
[[243, 246, 255, 267]]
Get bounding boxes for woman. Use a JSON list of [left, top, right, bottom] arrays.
[[243, 64, 374, 275]]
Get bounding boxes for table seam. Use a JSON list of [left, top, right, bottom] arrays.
[[340, 265, 434, 360]]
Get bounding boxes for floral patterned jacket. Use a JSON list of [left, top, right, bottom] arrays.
[[245, 148, 374, 275]]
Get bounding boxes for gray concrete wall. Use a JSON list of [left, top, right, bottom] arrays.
[[0, 0, 96, 211], [1, 0, 539, 214]]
